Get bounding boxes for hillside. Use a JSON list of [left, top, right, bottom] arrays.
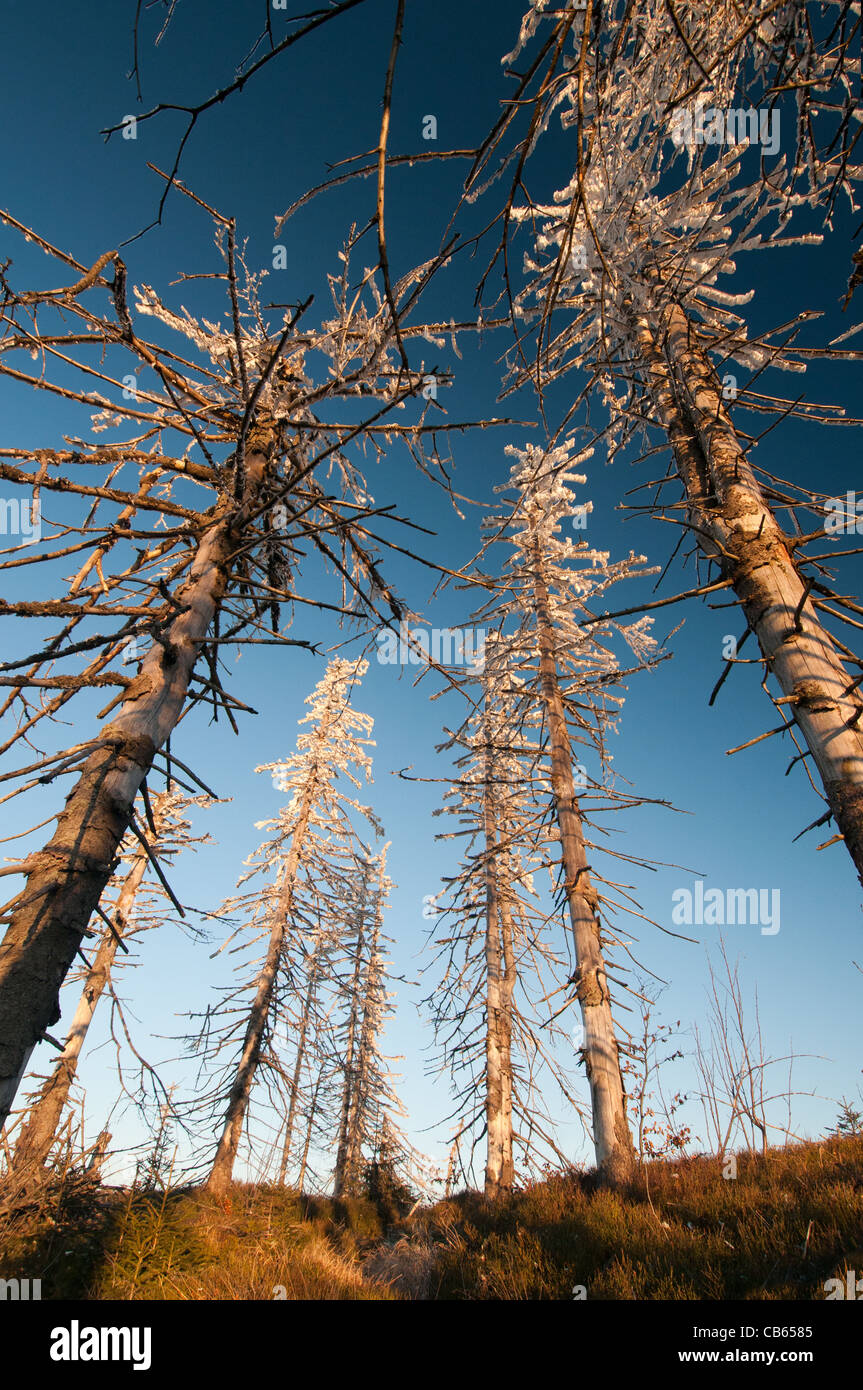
[[2, 1134, 861, 1301]]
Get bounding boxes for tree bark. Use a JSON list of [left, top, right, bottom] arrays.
[[298, 1067, 324, 1193], [10, 839, 150, 1174], [497, 893, 516, 1191], [332, 859, 371, 1198], [340, 851, 387, 1194], [531, 542, 636, 1187], [277, 951, 321, 1185], [206, 760, 321, 1196], [0, 436, 277, 1131], [632, 296, 863, 886], [482, 742, 515, 1198]]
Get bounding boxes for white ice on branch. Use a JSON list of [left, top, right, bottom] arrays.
[[501, 0, 862, 417]]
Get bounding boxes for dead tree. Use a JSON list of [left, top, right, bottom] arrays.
[[453, 0, 863, 885], [630, 295, 863, 878], [276, 903, 334, 1186], [481, 440, 672, 1186], [430, 437, 681, 1187], [332, 854, 376, 1198], [203, 658, 381, 1195], [297, 1063, 327, 1194], [8, 789, 208, 1176], [332, 844, 403, 1198], [480, 719, 516, 1198], [8, 840, 151, 1179], [0, 175, 501, 1129], [427, 641, 590, 1193]]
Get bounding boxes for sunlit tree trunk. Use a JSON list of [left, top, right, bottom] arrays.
[[531, 541, 636, 1187], [298, 1067, 325, 1193], [10, 838, 150, 1174], [340, 851, 388, 1193], [498, 893, 516, 1190], [333, 860, 371, 1198], [632, 296, 863, 886], [0, 437, 277, 1132], [206, 754, 320, 1196], [203, 658, 378, 1196], [483, 737, 515, 1198], [277, 950, 322, 1185]]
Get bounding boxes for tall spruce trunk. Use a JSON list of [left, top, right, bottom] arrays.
[[277, 947, 322, 1184], [632, 296, 863, 885], [332, 860, 371, 1198], [482, 739, 515, 1197], [10, 839, 150, 1173], [340, 851, 387, 1193], [531, 543, 636, 1187], [206, 753, 325, 1196], [0, 435, 278, 1130], [498, 891, 515, 1188], [298, 1067, 324, 1192]]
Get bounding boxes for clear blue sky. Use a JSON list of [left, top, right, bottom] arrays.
[[1, 0, 861, 1189]]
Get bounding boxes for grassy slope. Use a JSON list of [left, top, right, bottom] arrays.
[[410, 1135, 863, 1299], [1, 1134, 861, 1299]]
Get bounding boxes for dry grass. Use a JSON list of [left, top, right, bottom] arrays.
[[402, 1134, 863, 1299], [91, 1186, 397, 1300], [362, 1234, 441, 1298], [2, 1134, 861, 1300], [0, 1166, 108, 1300], [0, 1178, 397, 1300]]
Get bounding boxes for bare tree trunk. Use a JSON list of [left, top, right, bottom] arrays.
[[497, 893, 516, 1191], [0, 438, 277, 1130], [333, 860, 371, 1198], [531, 543, 636, 1187], [340, 850, 387, 1194], [206, 771, 319, 1196], [10, 840, 150, 1174], [484, 893, 507, 1197], [298, 1067, 325, 1193], [482, 754, 514, 1197], [632, 297, 863, 885], [445, 1136, 458, 1199], [277, 956, 320, 1185]]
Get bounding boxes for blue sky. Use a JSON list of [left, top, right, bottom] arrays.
[[1, 0, 862, 1189]]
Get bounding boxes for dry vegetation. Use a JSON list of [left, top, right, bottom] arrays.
[[0, 1179, 397, 1301], [410, 1135, 863, 1300], [2, 1134, 861, 1300]]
